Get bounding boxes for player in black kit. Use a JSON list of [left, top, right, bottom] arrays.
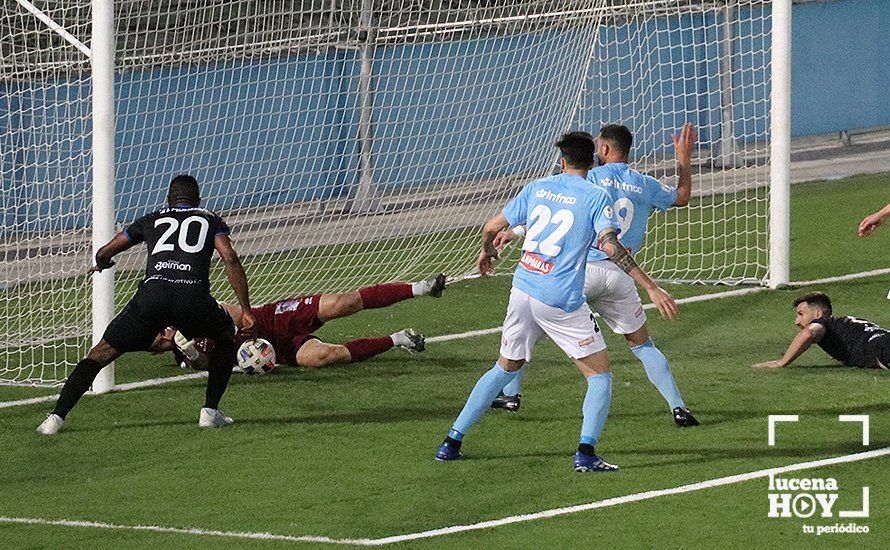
[[37, 175, 256, 435], [752, 292, 890, 370]]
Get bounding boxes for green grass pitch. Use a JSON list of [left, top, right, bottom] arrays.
[[0, 173, 888, 548]]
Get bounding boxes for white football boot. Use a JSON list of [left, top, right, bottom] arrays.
[[392, 329, 425, 352], [199, 407, 234, 428], [36, 413, 64, 435]]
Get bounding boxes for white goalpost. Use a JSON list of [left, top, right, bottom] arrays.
[[1, 0, 791, 387], [90, 0, 116, 393], [768, 0, 792, 289]]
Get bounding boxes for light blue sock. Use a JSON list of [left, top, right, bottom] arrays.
[[580, 372, 612, 446], [631, 339, 685, 410], [501, 366, 524, 397], [450, 363, 520, 439]]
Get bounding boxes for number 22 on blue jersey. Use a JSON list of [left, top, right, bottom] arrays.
[[523, 205, 575, 256]]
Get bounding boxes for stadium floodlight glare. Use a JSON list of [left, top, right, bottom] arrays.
[[1, 0, 790, 386]]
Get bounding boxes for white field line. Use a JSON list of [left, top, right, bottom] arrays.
[[0, 393, 61, 410], [0, 516, 358, 545], [0, 372, 206, 410], [429, 266, 890, 343], [793, 267, 890, 286], [427, 327, 502, 343], [2, 266, 885, 409], [1, 447, 887, 546], [112, 371, 207, 391], [367, 447, 890, 546], [428, 284, 768, 343]]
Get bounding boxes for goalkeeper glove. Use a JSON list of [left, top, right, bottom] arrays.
[[174, 331, 200, 361]]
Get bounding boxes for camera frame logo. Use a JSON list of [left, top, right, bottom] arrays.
[[766, 415, 871, 536]]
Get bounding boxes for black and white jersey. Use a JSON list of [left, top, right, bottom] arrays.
[[811, 315, 890, 368], [124, 206, 230, 288]]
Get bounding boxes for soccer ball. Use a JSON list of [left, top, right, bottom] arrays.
[[237, 338, 276, 375]]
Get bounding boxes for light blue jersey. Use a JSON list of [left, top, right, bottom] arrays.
[[586, 163, 677, 262], [503, 173, 618, 312]]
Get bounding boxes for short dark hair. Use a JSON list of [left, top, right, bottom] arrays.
[[793, 292, 832, 316], [168, 174, 200, 206], [599, 124, 633, 156], [555, 131, 595, 169]]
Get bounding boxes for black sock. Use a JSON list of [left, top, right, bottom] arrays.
[[203, 339, 236, 409], [578, 443, 596, 456], [52, 358, 103, 419]]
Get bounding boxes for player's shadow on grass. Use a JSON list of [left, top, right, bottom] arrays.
[[476, 440, 887, 467], [224, 405, 458, 426], [783, 363, 890, 371], [619, 440, 889, 469], [696, 401, 890, 427], [61, 404, 458, 432]]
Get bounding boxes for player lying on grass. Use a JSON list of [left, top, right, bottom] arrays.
[[752, 292, 889, 369], [150, 275, 446, 369], [38, 175, 255, 435], [491, 123, 699, 427], [435, 131, 679, 472]]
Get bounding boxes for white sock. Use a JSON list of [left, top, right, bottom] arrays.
[[411, 280, 431, 296], [391, 330, 410, 347]]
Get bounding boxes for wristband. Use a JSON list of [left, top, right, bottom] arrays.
[[511, 226, 526, 237]]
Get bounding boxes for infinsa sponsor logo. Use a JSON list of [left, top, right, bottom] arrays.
[[600, 177, 643, 194], [535, 189, 577, 205], [154, 260, 192, 272], [520, 252, 554, 274]]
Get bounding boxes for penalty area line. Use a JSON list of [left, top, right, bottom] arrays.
[[0, 516, 366, 546], [1, 447, 887, 546], [368, 446, 890, 545]]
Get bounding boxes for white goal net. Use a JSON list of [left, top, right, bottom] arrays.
[[1, 0, 773, 386]]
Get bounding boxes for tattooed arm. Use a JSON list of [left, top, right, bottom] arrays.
[[597, 228, 679, 320]]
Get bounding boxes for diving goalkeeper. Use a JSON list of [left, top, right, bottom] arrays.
[[151, 274, 446, 369]]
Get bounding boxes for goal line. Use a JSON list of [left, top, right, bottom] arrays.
[[1, 266, 887, 411]]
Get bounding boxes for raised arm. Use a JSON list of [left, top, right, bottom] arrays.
[[858, 204, 890, 237], [671, 123, 696, 207], [214, 234, 255, 335], [88, 232, 136, 273], [752, 322, 825, 369], [478, 212, 510, 275], [597, 228, 679, 320]]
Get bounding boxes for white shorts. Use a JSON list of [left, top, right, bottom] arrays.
[[583, 260, 647, 335], [500, 288, 606, 361]]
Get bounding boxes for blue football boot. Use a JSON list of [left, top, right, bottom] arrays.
[[573, 451, 619, 472], [435, 437, 463, 461]]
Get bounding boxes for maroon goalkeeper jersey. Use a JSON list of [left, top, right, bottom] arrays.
[[248, 294, 325, 364]]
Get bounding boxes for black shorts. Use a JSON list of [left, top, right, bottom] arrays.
[[103, 280, 234, 352]]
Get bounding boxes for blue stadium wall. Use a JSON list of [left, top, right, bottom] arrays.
[[1, 0, 887, 231], [791, 0, 889, 135]]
